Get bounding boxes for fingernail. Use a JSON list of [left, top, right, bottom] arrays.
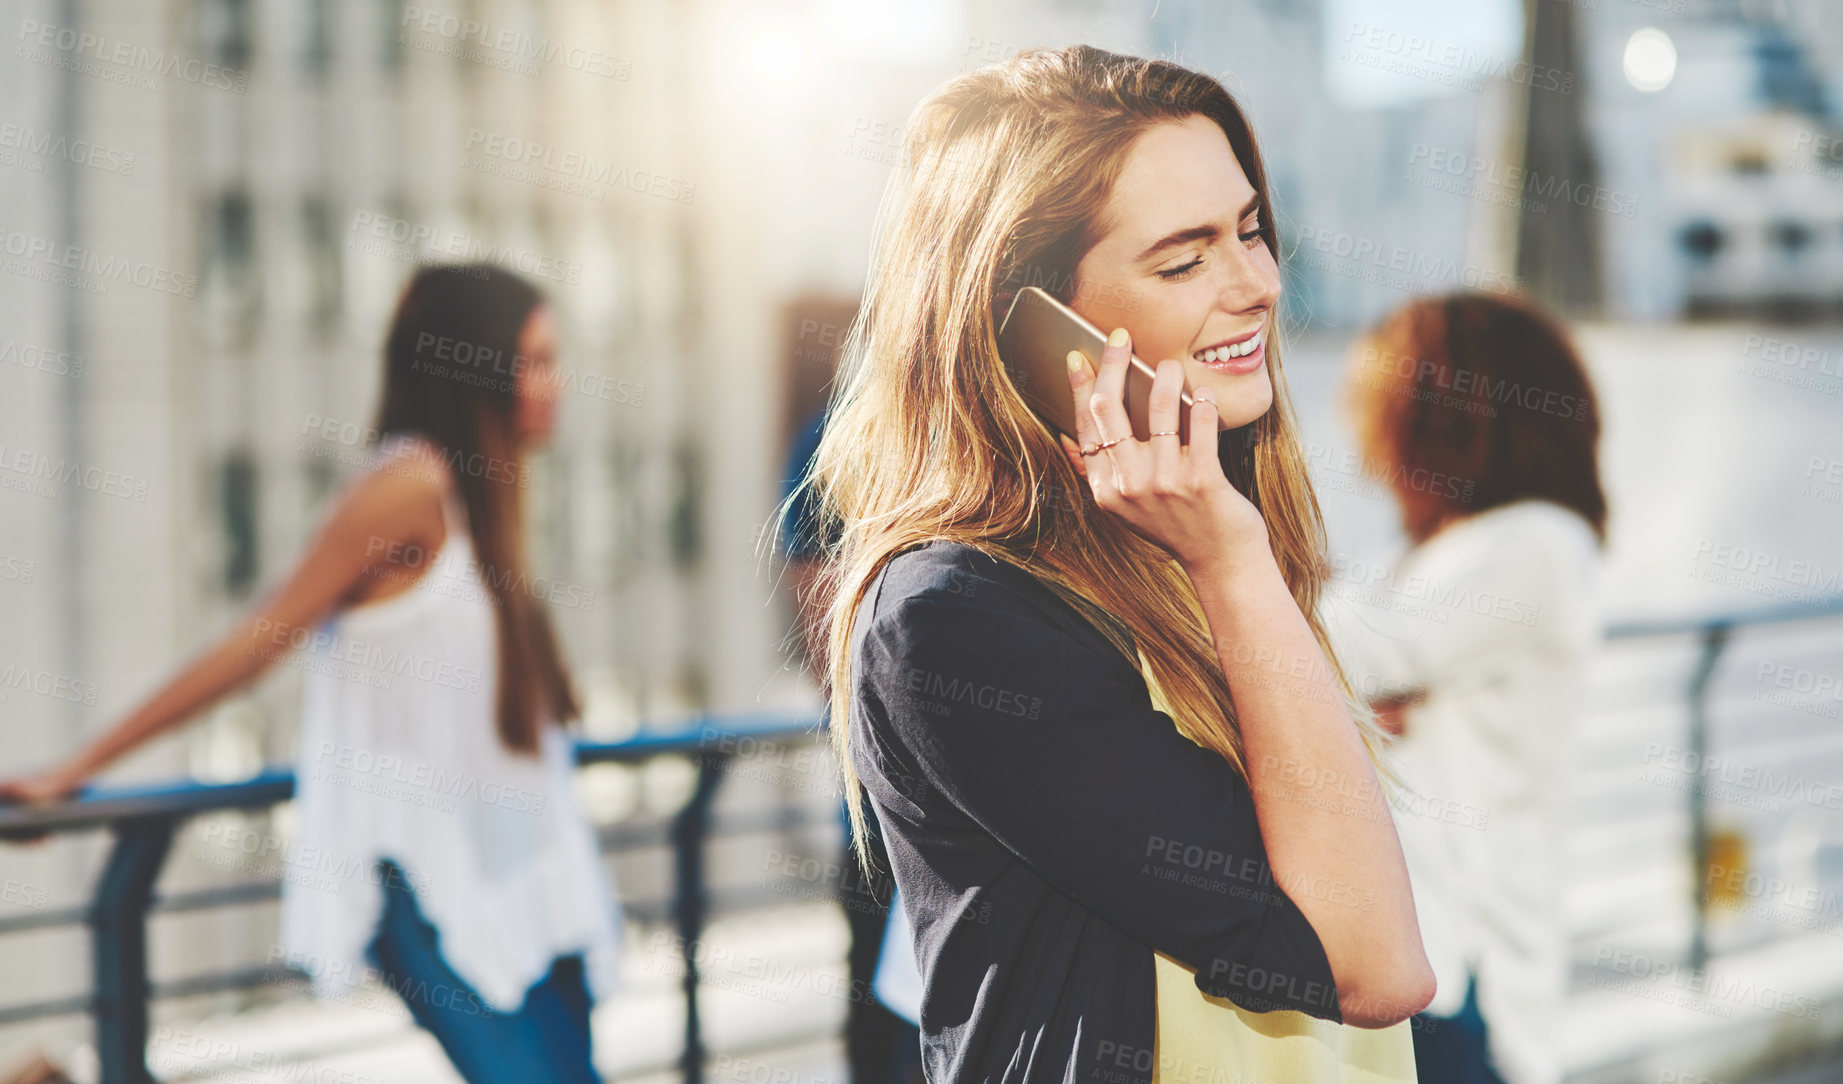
[[1066, 350, 1086, 374], [1107, 327, 1129, 348]]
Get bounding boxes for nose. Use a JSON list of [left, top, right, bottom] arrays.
[[1215, 235, 1279, 315]]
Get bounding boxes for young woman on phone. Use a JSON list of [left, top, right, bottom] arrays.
[[791, 46, 1434, 1083], [0, 265, 621, 1084]]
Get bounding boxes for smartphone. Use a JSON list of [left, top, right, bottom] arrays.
[[996, 286, 1193, 445]]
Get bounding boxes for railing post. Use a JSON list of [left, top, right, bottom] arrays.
[[1686, 623, 1729, 974], [90, 815, 177, 1084], [673, 753, 731, 1084]]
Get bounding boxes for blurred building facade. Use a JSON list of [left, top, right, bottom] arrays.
[[0, 0, 762, 1060]]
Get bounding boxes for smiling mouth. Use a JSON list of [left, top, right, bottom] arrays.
[[1193, 328, 1264, 365]]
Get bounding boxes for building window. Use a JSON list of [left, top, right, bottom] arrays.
[[304, 0, 333, 77], [198, 0, 252, 69], [205, 190, 261, 349], [220, 450, 259, 594], [302, 195, 342, 337], [380, 0, 407, 73]]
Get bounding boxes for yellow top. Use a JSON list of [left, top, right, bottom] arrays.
[[1143, 681, 1418, 1084], [1151, 951, 1416, 1083]]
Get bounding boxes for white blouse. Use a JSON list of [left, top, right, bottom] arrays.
[[1325, 499, 1602, 1084], [276, 434, 623, 1013]]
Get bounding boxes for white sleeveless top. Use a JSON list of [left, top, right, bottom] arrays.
[[277, 434, 624, 1012]]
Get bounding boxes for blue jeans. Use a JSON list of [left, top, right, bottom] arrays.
[[1410, 974, 1506, 1084], [365, 858, 602, 1084]]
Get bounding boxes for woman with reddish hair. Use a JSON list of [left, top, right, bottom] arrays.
[[1337, 292, 1609, 1084]]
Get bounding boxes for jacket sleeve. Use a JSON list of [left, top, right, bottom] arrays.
[[860, 586, 1344, 1021]]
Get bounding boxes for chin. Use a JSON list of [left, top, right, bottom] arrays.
[[1193, 373, 1273, 429]]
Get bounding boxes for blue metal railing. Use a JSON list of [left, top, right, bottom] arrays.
[[0, 712, 827, 1084]]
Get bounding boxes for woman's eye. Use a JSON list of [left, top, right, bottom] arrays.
[[1156, 256, 1204, 281], [1239, 222, 1263, 244]]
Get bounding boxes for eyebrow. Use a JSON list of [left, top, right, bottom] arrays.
[[1133, 194, 1263, 264]]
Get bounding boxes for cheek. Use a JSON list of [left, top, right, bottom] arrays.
[[521, 367, 558, 402], [1130, 293, 1210, 364], [1070, 277, 1140, 333]]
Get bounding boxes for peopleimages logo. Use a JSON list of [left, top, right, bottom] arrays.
[[0, 227, 198, 297], [464, 129, 696, 204], [1355, 344, 1592, 422], [347, 211, 583, 285], [0, 663, 99, 705], [1341, 22, 1575, 94], [399, 7, 631, 79], [15, 19, 250, 93], [1689, 538, 1841, 605], [254, 620, 484, 694], [1408, 143, 1637, 219], [900, 666, 1043, 719], [0, 122, 135, 174]]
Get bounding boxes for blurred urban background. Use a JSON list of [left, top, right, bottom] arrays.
[[1, 0, 1840, 1080]]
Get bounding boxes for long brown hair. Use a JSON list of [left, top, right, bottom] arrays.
[[787, 46, 1390, 874], [371, 263, 579, 754], [1346, 292, 1608, 546]]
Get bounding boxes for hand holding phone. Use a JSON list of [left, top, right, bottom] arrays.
[[1061, 327, 1267, 569], [997, 286, 1196, 444]]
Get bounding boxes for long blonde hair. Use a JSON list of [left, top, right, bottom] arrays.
[[788, 45, 1388, 874]]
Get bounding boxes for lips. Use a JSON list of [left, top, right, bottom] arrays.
[[1193, 328, 1263, 364], [1192, 327, 1265, 373]]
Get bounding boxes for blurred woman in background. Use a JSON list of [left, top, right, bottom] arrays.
[[0, 265, 622, 1084], [1335, 292, 1608, 1084]]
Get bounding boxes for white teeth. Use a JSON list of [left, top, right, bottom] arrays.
[[1197, 331, 1264, 364]]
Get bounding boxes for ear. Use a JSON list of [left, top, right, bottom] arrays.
[[1057, 432, 1088, 479]]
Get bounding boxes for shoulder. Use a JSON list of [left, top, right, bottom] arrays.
[[1413, 500, 1598, 577], [1481, 500, 1598, 550], [370, 432, 457, 490], [1406, 500, 1602, 637], [332, 436, 451, 542], [856, 540, 1123, 675], [868, 541, 1071, 629]]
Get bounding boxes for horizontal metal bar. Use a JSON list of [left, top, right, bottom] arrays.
[[1606, 595, 1843, 640], [0, 714, 820, 837], [0, 991, 92, 1028], [0, 903, 90, 937], [148, 880, 282, 917], [151, 965, 288, 1004], [0, 874, 857, 1028]]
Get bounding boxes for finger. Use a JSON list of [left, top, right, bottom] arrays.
[[1066, 350, 1114, 495], [1065, 350, 1098, 450], [1057, 432, 1088, 480], [1148, 359, 1186, 479], [1088, 328, 1141, 480], [1187, 386, 1223, 475]]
